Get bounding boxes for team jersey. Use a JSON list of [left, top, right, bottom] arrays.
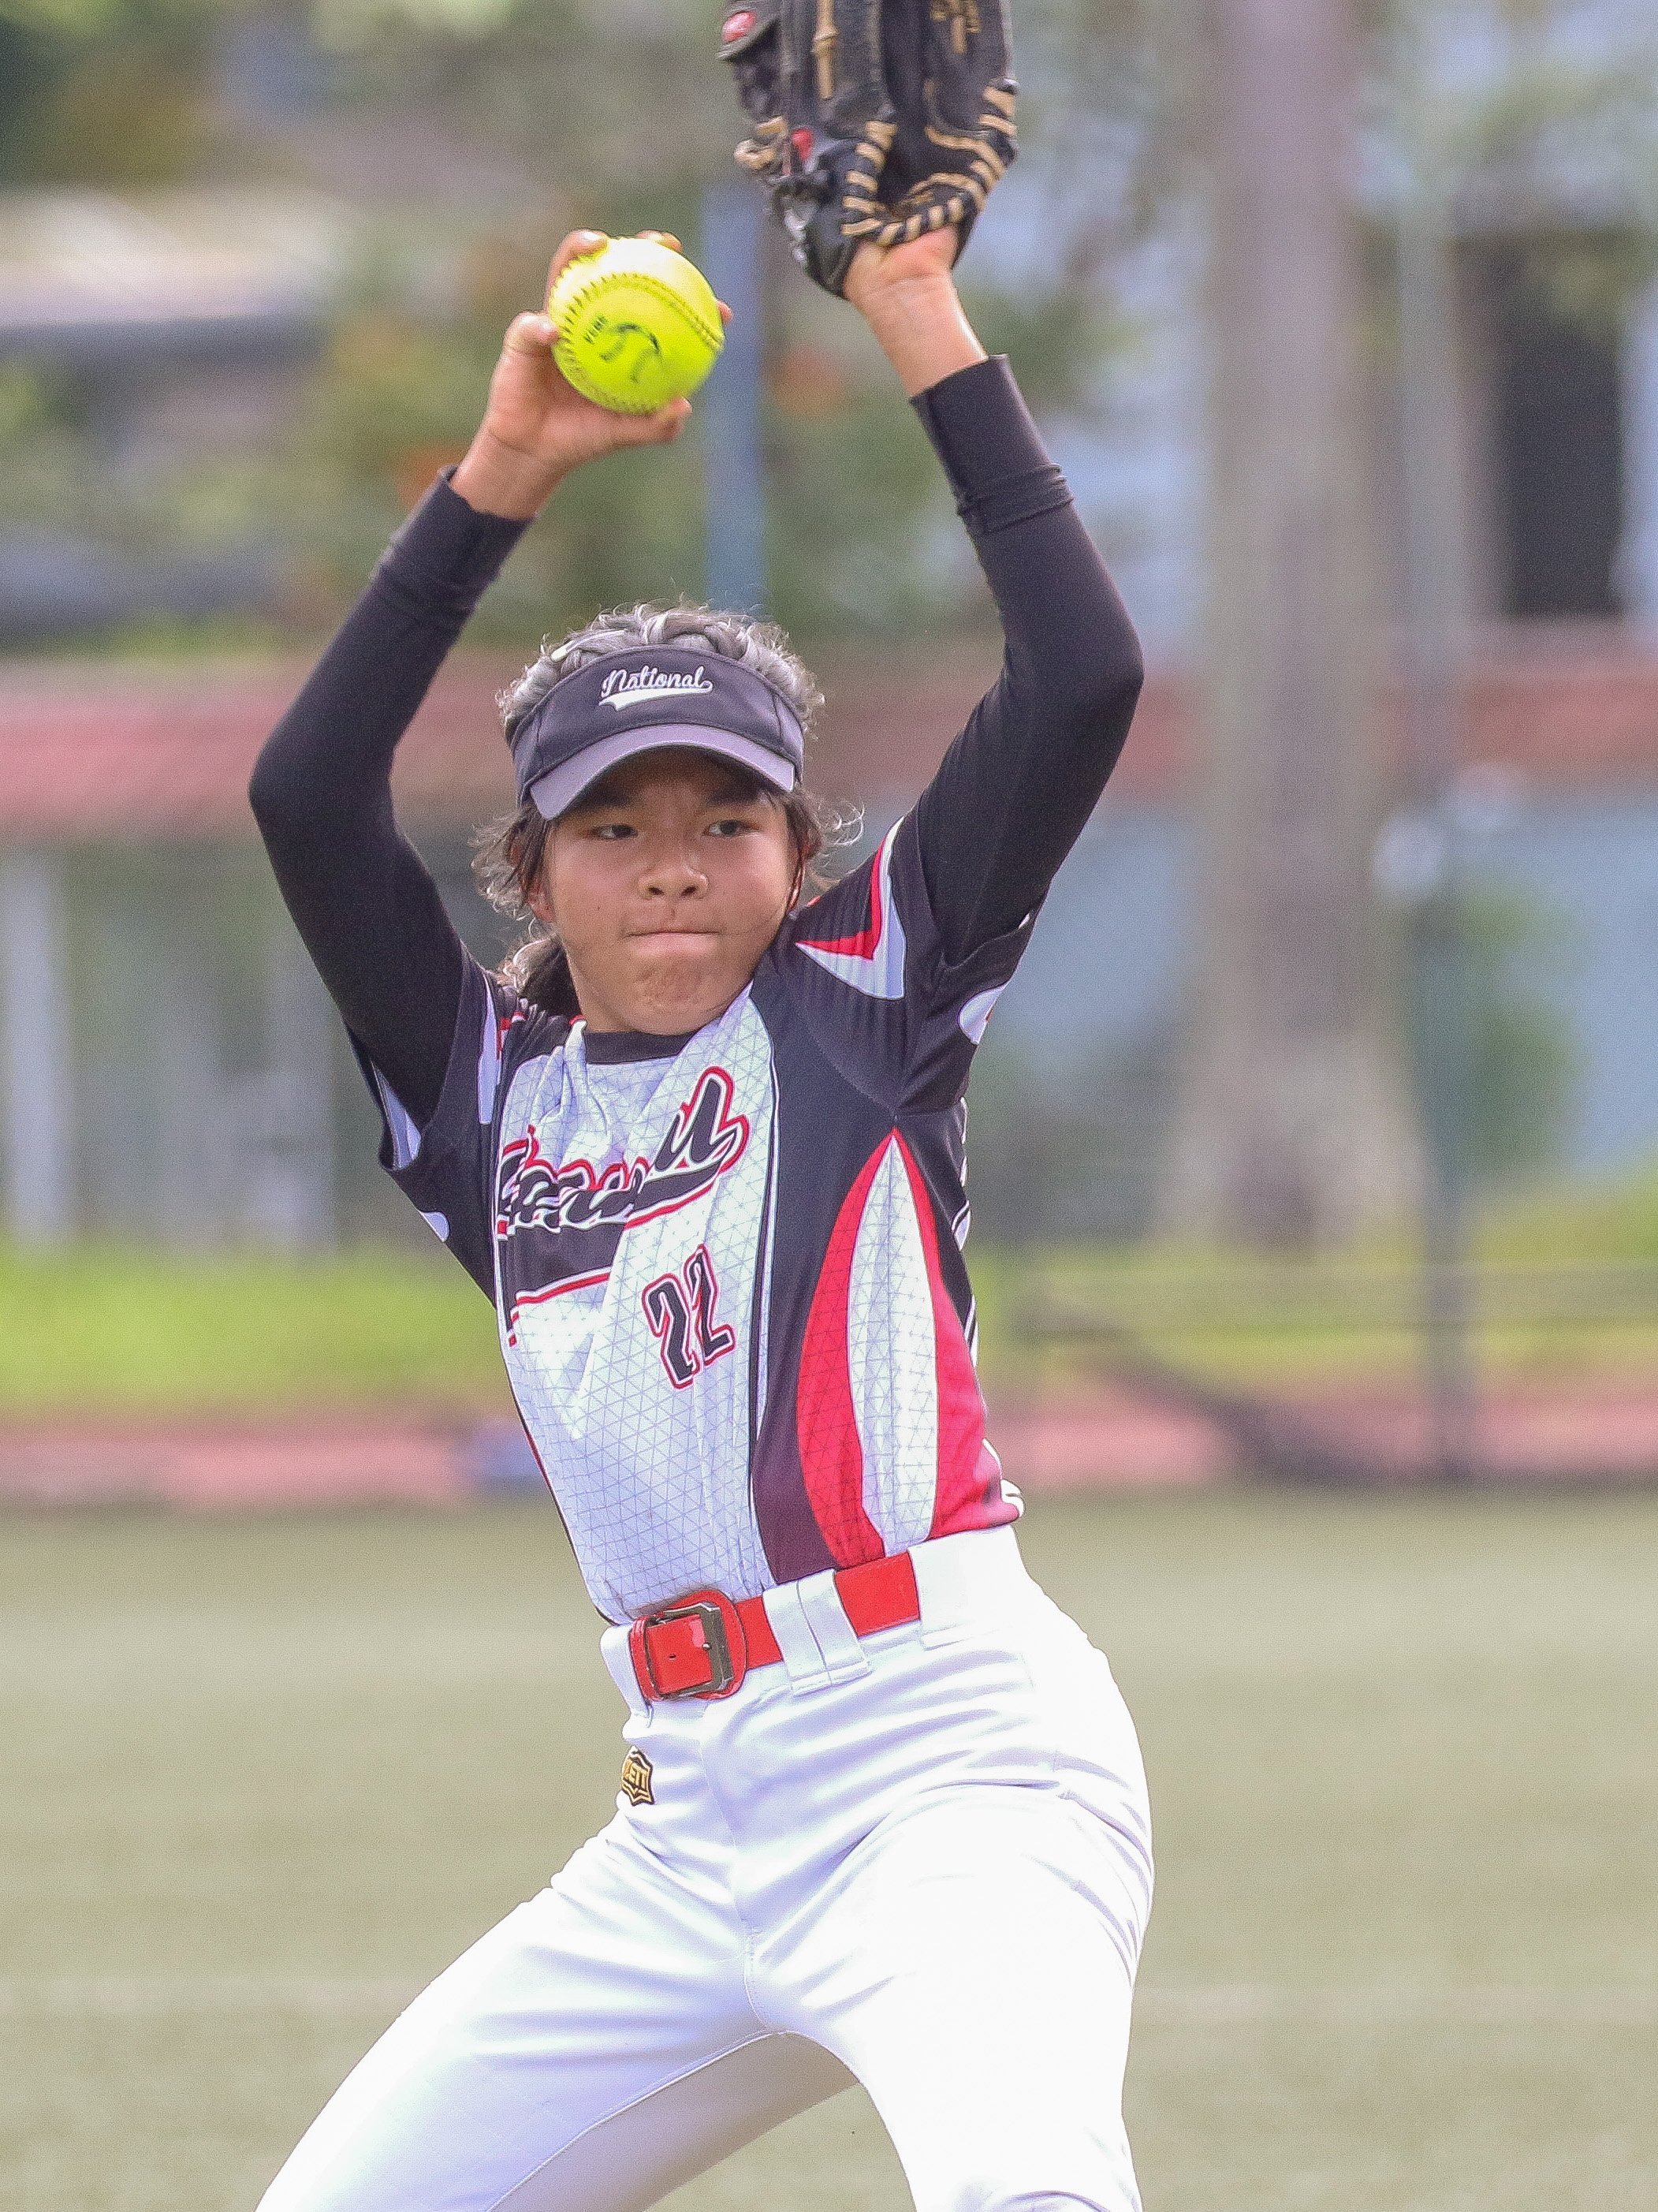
[[250, 355, 1146, 1627], [367, 816, 1028, 1624]]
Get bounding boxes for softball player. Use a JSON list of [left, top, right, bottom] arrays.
[[250, 221, 1149, 2212]]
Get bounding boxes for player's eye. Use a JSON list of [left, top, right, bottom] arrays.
[[591, 820, 638, 840], [706, 815, 755, 837]]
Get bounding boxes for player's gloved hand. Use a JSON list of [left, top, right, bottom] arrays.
[[719, 0, 1017, 298], [452, 229, 733, 520]]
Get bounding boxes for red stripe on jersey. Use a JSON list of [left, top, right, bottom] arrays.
[[795, 830, 886, 961], [794, 1139, 889, 1569], [504, 1267, 613, 1345], [892, 1135, 996, 1539]]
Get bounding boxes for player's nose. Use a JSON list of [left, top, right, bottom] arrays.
[[638, 841, 707, 896]]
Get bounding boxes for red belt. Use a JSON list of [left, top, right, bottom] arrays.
[[628, 1550, 921, 1703]]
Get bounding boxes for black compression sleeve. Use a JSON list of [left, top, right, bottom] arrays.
[[908, 356, 1144, 964], [248, 476, 528, 1127]]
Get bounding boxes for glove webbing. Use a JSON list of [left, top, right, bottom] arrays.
[[841, 85, 1016, 248]]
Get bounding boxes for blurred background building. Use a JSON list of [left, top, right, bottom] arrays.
[[3, 0, 1658, 1255]]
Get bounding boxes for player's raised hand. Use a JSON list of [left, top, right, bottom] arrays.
[[843, 224, 960, 307], [843, 226, 985, 400], [451, 229, 732, 520]]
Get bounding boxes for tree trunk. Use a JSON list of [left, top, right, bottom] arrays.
[[1162, 0, 1418, 1247]]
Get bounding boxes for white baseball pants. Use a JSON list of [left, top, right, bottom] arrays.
[[257, 1528, 1154, 2212]]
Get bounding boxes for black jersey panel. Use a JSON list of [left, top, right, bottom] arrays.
[[352, 953, 566, 1302], [745, 962, 891, 1583], [780, 815, 1033, 1116]]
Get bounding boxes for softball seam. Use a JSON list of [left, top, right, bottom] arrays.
[[552, 270, 722, 357]]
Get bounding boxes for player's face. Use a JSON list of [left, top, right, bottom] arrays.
[[534, 749, 799, 1034]]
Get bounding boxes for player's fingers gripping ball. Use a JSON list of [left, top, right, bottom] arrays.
[[547, 237, 725, 415]]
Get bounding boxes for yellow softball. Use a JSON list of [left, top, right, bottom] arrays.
[[546, 237, 725, 416]]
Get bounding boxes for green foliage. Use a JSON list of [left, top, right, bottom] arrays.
[[766, 371, 958, 643], [1492, 229, 1658, 348], [0, 361, 126, 544], [961, 257, 1149, 427], [8, 0, 1652, 658], [0, 0, 219, 185], [1407, 884, 1579, 1188], [0, 1238, 505, 1414], [312, 0, 735, 194], [0, 360, 53, 443], [258, 215, 713, 643], [1369, 0, 1658, 243], [1480, 1151, 1658, 1266], [962, 1026, 1170, 1244], [0, 0, 1160, 655], [1459, 886, 1579, 1179]]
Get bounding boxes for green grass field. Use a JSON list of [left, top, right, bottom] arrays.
[[2, 1490, 1655, 2212]]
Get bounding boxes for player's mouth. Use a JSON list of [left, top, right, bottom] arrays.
[[624, 933, 728, 972]]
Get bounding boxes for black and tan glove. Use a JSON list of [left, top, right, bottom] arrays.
[[717, 0, 1018, 297]]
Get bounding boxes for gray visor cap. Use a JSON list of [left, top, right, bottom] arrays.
[[509, 646, 805, 820]]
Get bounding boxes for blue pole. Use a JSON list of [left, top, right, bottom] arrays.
[[699, 180, 767, 614]]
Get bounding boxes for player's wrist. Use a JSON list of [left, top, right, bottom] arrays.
[[452, 427, 566, 522], [855, 276, 986, 399], [848, 263, 956, 321]]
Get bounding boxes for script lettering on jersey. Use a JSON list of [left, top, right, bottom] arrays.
[[496, 1066, 751, 1244]]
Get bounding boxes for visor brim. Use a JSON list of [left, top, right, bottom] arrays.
[[528, 726, 799, 821]]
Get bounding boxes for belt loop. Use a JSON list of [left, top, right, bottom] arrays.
[[600, 1622, 651, 1719], [762, 1567, 870, 1692], [760, 1577, 834, 1692], [798, 1570, 870, 1684]]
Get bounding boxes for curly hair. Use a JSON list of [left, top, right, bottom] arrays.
[[475, 602, 857, 1019]]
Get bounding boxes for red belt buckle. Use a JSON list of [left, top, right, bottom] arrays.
[[629, 1589, 748, 1702]]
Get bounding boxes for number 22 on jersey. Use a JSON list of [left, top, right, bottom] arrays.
[[642, 1246, 736, 1389]]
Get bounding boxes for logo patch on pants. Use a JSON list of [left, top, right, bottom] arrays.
[[620, 1747, 654, 1806]]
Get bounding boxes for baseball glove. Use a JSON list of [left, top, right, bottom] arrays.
[[717, 0, 1017, 297]]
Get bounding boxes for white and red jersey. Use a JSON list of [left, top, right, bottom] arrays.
[[255, 358, 1144, 1622], [369, 817, 1028, 1624]]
